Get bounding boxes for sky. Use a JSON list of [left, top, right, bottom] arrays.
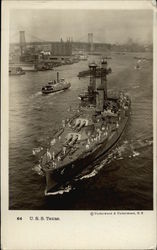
[[9, 9, 153, 44]]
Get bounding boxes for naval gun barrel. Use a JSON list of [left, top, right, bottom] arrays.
[[77, 120, 86, 131]]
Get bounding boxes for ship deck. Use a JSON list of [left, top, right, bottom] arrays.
[[42, 102, 128, 172]]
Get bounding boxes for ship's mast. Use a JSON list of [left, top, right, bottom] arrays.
[[87, 60, 111, 110]]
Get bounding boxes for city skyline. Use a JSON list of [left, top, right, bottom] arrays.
[[10, 9, 153, 45]]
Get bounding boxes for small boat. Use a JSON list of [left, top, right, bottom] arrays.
[[9, 66, 25, 76], [41, 72, 71, 94]]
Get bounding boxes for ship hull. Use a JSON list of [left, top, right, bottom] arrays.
[[45, 115, 129, 194], [42, 84, 70, 95]]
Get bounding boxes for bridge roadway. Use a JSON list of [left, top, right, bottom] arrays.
[[10, 41, 111, 52]]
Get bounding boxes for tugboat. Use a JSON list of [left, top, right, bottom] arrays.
[[35, 60, 131, 194], [41, 72, 71, 94]]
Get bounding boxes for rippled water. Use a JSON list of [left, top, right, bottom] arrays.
[[9, 52, 153, 210]]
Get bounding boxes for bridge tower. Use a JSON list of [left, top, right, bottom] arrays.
[[88, 33, 94, 52], [19, 31, 26, 55]]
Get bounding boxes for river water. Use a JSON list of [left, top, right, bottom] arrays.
[[9, 52, 153, 210]]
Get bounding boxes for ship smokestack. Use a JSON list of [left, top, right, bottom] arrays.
[[96, 86, 104, 113], [101, 60, 108, 100], [88, 62, 97, 95], [57, 72, 59, 82]]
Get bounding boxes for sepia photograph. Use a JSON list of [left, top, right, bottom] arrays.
[[8, 8, 153, 211]]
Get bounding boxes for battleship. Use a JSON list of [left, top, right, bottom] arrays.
[[41, 72, 71, 94], [34, 60, 131, 194]]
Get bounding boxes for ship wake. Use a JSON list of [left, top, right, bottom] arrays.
[[74, 136, 153, 181], [32, 136, 153, 195]]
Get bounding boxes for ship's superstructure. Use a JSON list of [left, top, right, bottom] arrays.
[[34, 60, 131, 194], [77, 62, 111, 78]]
